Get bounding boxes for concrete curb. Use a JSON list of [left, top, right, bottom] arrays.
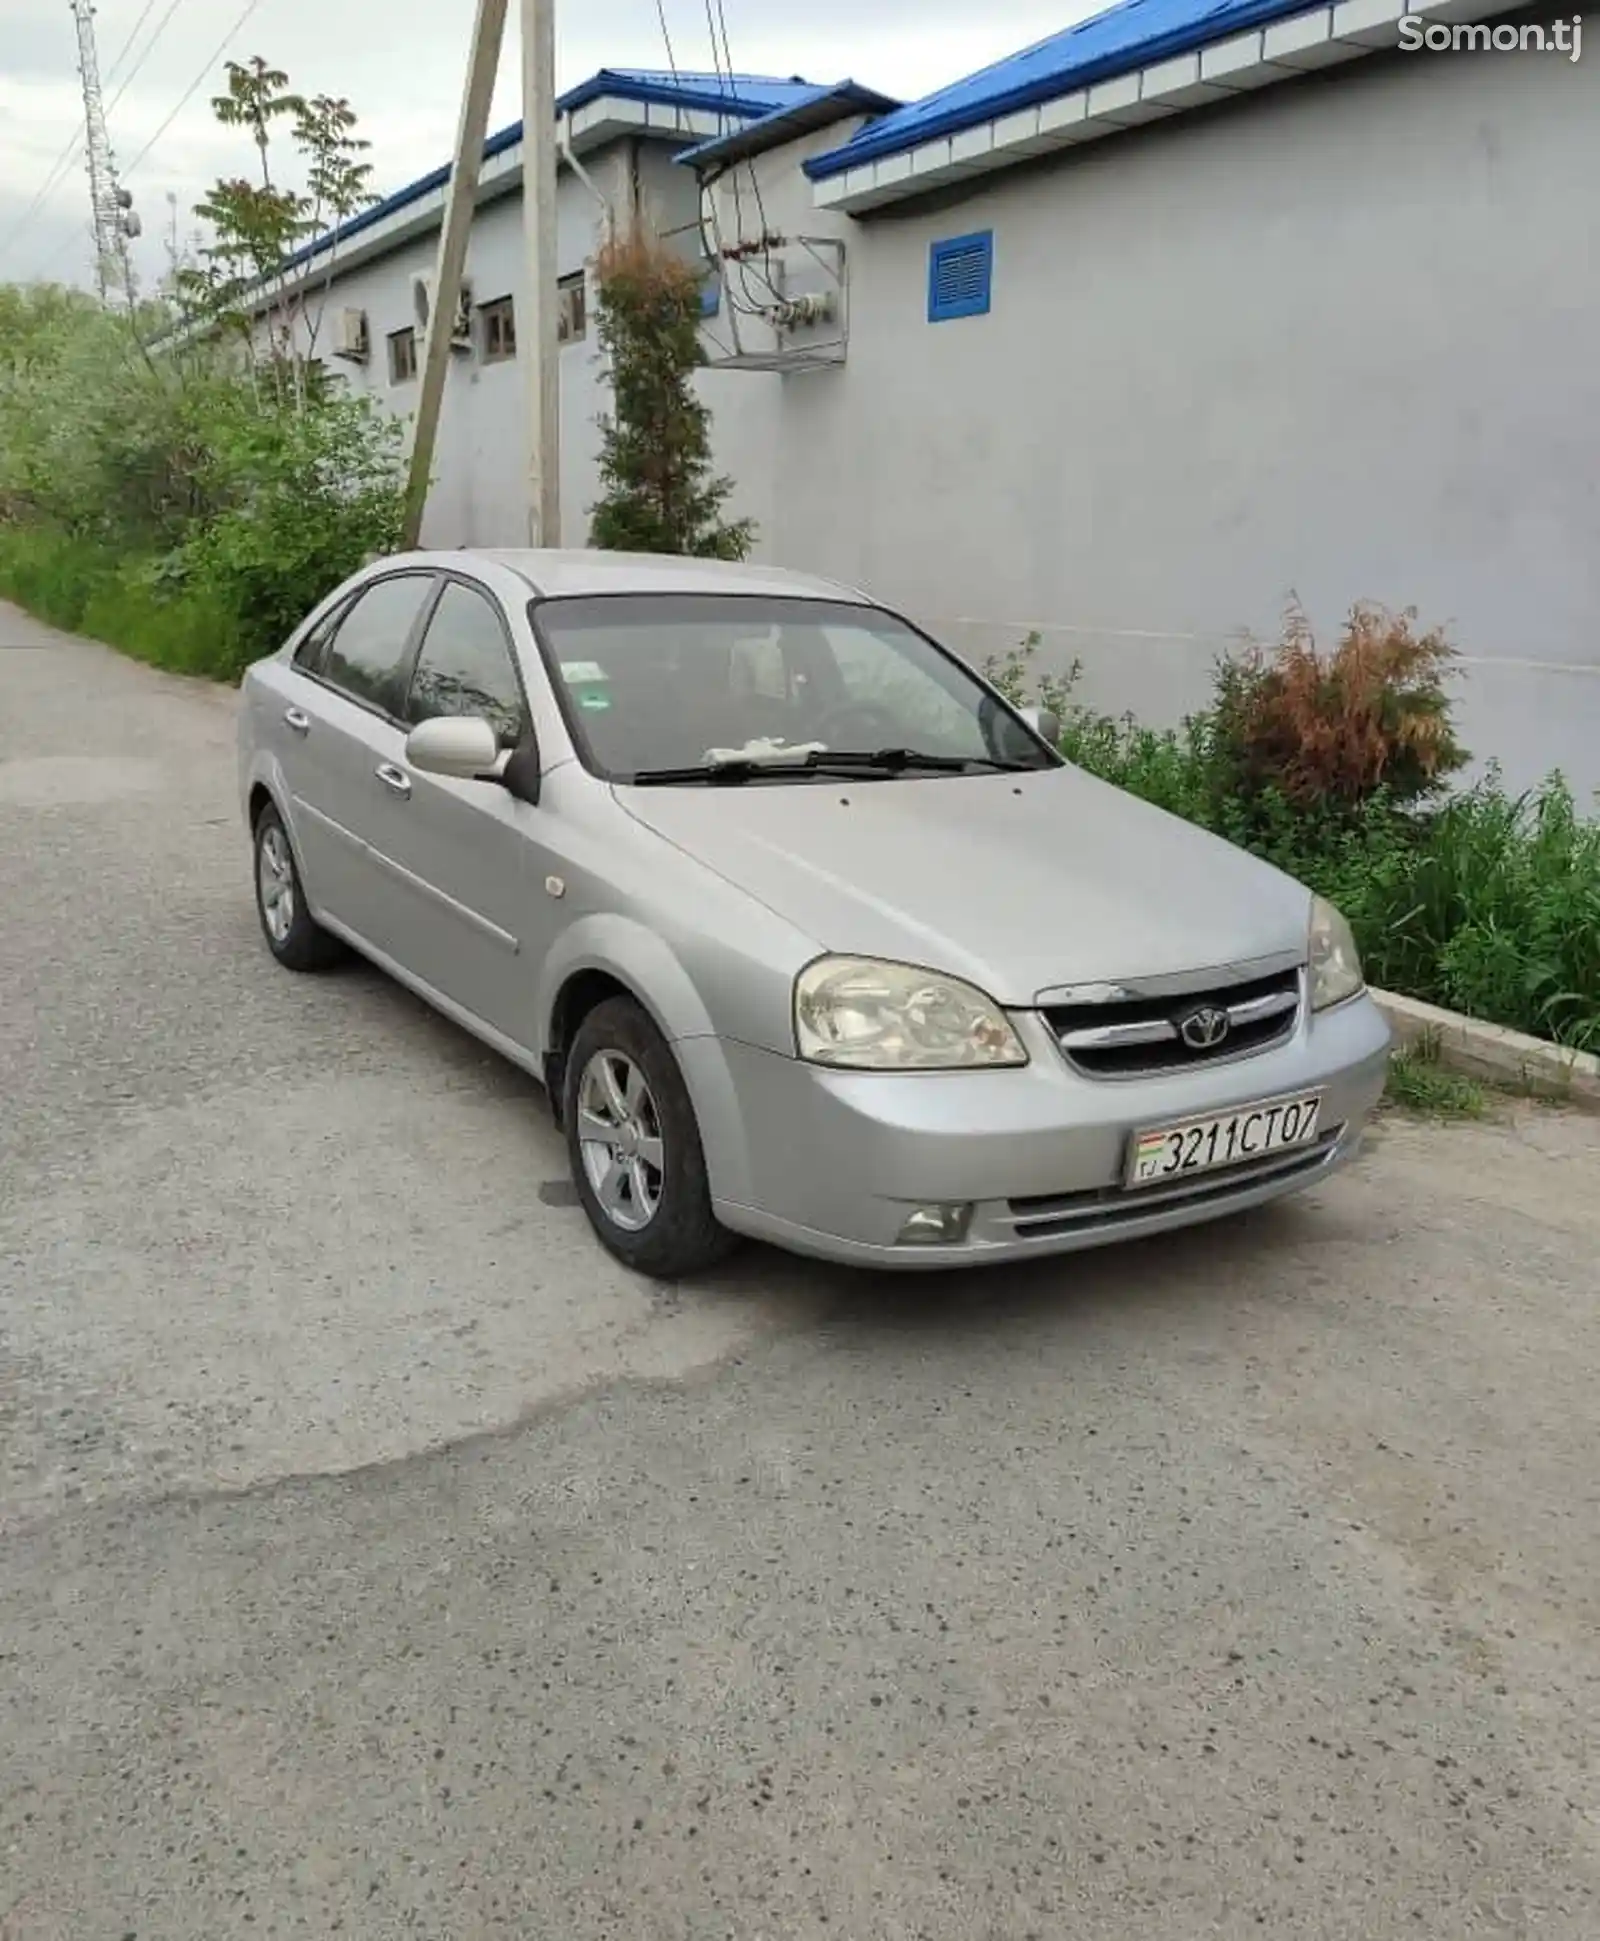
[[1372, 988, 1600, 1113]]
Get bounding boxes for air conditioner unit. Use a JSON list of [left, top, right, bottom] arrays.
[[331, 306, 370, 362], [412, 274, 472, 351], [450, 280, 473, 348]]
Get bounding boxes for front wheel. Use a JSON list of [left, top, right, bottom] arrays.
[[563, 997, 735, 1278]]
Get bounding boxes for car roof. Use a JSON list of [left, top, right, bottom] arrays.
[[463, 548, 873, 604]]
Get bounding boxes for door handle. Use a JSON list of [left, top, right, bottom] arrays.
[[374, 762, 412, 798], [284, 706, 311, 734]]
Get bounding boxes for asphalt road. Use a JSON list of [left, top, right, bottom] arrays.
[[2, 602, 1598, 1941]]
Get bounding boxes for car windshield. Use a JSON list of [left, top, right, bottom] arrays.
[[530, 593, 1058, 782]]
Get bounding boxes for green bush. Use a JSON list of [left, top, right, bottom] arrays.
[[174, 388, 404, 669], [1, 285, 403, 681]]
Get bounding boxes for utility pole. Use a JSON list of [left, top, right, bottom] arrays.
[[401, 0, 511, 548], [68, 0, 138, 304], [522, 0, 561, 547]]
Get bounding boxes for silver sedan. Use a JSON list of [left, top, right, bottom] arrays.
[[237, 549, 1392, 1276]]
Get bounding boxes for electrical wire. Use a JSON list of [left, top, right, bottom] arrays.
[[106, 0, 194, 122], [654, 0, 683, 112], [705, 0, 785, 307], [104, 0, 163, 84], [121, 0, 268, 182], [700, 0, 767, 313], [0, 131, 87, 263]]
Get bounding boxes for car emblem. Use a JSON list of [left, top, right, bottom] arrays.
[[1178, 1005, 1230, 1051]]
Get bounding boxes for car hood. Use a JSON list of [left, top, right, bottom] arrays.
[[615, 765, 1312, 1005]]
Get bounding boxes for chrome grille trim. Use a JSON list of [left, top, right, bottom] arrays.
[[1033, 947, 1304, 1010], [1057, 984, 1299, 1054], [1042, 965, 1305, 1079]]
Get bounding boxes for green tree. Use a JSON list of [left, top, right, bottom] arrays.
[[588, 231, 753, 559], [211, 56, 304, 189], [292, 92, 376, 359], [178, 58, 377, 397]]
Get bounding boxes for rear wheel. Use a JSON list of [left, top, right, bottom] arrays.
[[253, 804, 343, 972], [563, 996, 735, 1278]]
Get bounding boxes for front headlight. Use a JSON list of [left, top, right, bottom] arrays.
[[1308, 895, 1365, 1011], [794, 956, 1028, 1069]]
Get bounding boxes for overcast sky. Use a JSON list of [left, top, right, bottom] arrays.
[[0, 0, 1085, 292]]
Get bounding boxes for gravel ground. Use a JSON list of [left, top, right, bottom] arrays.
[[2, 602, 1597, 1940]]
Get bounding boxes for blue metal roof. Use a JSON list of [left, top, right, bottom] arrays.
[[675, 80, 902, 170], [275, 70, 817, 276], [805, 0, 1325, 179], [557, 68, 820, 117]]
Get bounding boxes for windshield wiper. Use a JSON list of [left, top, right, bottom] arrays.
[[628, 757, 832, 786], [629, 747, 1037, 786], [814, 747, 1038, 774]]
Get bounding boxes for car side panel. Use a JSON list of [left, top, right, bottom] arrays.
[[247, 655, 412, 951], [371, 768, 549, 1049]]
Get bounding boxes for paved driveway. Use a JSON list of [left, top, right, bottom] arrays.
[[2, 602, 1597, 1939]]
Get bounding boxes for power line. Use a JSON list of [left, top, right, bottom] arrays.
[[105, 0, 162, 83], [106, 0, 194, 120], [654, 0, 682, 90], [0, 130, 86, 263], [705, 0, 784, 307], [121, 0, 268, 182]]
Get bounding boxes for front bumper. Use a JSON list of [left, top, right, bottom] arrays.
[[685, 991, 1391, 1270]]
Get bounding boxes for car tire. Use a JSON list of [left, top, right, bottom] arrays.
[[564, 996, 736, 1279], [253, 803, 344, 972]]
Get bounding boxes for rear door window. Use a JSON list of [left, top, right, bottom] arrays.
[[319, 574, 437, 715], [292, 600, 348, 677]]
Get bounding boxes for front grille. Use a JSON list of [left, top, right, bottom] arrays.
[[1006, 1129, 1344, 1240], [1043, 966, 1302, 1078]]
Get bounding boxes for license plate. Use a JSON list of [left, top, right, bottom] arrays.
[[1125, 1092, 1323, 1189]]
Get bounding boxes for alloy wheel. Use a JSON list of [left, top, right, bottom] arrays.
[[575, 1049, 665, 1232], [257, 823, 295, 944]]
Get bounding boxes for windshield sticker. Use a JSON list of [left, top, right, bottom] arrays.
[[560, 661, 608, 684]]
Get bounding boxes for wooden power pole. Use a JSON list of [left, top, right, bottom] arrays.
[[402, 0, 562, 551], [401, 0, 510, 548], [522, 0, 561, 547]]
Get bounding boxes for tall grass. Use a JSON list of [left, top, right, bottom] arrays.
[[0, 525, 248, 681]]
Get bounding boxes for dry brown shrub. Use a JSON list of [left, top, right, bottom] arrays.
[[1215, 597, 1467, 812]]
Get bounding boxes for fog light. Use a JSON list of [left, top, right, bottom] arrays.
[[895, 1203, 974, 1246]]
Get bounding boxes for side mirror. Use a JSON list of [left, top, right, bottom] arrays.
[[1018, 703, 1060, 747], [404, 714, 501, 778]]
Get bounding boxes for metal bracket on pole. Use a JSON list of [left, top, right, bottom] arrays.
[[401, 0, 511, 550]]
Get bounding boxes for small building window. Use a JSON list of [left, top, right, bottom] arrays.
[[927, 231, 993, 323], [387, 326, 417, 383], [557, 270, 586, 344], [481, 295, 516, 362]]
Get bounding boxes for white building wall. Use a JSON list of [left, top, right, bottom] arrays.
[[277, 136, 781, 555], [751, 42, 1600, 800], [277, 167, 611, 548]]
